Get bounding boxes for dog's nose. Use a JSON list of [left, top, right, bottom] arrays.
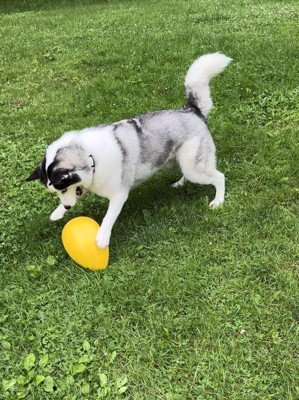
[[64, 205, 72, 210]]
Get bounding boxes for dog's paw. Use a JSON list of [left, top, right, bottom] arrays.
[[171, 177, 186, 189], [96, 228, 111, 249], [50, 208, 65, 221], [171, 181, 182, 189], [209, 199, 224, 209]]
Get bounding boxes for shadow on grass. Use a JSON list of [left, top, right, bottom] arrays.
[[88, 173, 214, 259], [87, 171, 213, 221], [20, 172, 214, 264]]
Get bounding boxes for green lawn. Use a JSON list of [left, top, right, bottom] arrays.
[[1, 0, 298, 399]]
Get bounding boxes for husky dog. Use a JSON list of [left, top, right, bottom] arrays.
[[26, 53, 232, 249]]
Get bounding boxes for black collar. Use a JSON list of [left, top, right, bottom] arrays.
[[89, 155, 96, 174]]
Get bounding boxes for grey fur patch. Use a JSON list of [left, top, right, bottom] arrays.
[[55, 145, 86, 168], [126, 109, 204, 169], [195, 140, 205, 164], [46, 144, 90, 189], [47, 145, 89, 178], [154, 139, 175, 167]]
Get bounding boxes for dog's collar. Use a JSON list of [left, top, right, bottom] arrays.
[[89, 154, 96, 174]]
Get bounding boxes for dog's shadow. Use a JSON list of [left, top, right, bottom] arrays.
[[22, 171, 214, 263], [85, 171, 215, 257]]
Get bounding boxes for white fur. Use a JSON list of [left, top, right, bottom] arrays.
[[185, 53, 232, 117]]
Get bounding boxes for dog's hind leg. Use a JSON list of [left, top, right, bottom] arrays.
[[183, 167, 225, 208], [191, 169, 224, 208], [177, 137, 225, 208], [207, 170, 225, 208]]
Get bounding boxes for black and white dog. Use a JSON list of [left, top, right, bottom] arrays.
[[26, 53, 232, 249]]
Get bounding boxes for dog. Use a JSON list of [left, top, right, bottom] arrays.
[[26, 53, 232, 249]]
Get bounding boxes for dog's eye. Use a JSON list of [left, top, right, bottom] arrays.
[[61, 188, 68, 193]]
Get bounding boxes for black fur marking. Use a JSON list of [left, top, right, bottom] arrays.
[[89, 155, 95, 173], [113, 125, 128, 160], [127, 119, 150, 164], [128, 118, 143, 136], [46, 161, 81, 190], [52, 172, 81, 190], [185, 93, 207, 124], [39, 157, 47, 185]]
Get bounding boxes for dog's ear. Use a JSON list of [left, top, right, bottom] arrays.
[[26, 158, 47, 185], [26, 165, 41, 181]]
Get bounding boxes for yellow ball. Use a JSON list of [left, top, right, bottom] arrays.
[[62, 217, 109, 270]]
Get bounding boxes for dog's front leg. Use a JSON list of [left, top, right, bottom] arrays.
[[50, 203, 68, 221], [96, 191, 128, 249]]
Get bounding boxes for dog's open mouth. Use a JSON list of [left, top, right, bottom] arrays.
[[76, 187, 83, 196]]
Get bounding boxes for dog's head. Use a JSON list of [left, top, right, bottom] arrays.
[[26, 142, 95, 209]]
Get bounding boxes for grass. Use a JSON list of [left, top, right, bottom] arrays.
[[0, 0, 298, 398]]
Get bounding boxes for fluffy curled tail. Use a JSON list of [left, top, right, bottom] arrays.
[[185, 53, 232, 118]]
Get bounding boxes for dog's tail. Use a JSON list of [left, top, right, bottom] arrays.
[[185, 53, 232, 119]]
